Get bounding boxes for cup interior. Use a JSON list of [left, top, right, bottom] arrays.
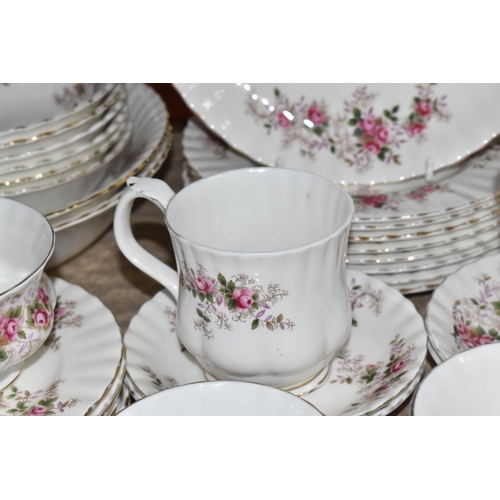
[[0, 198, 54, 294], [166, 168, 354, 252]]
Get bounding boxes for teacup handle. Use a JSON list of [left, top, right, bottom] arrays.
[[114, 176, 179, 300]]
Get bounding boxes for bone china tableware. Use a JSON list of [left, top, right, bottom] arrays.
[[0, 278, 124, 416], [0, 198, 56, 377], [124, 269, 427, 416], [174, 83, 500, 192], [114, 167, 355, 389], [118, 381, 323, 416], [425, 253, 500, 363], [412, 342, 500, 416]]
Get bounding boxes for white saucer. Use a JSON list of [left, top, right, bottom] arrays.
[[426, 253, 500, 363], [0, 278, 123, 416], [124, 269, 427, 416]]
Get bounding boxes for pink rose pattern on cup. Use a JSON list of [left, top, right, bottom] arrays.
[[450, 271, 500, 352], [43, 295, 83, 350], [246, 84, 451, 173], [0, 277, 54, 366], [180, 262, 295, 339], [0, 379, 79, 416]]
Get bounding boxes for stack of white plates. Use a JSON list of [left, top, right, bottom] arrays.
[[180, 117, 500, 294], [0, 83, 172, 268]]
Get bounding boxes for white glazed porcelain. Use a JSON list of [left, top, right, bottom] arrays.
[[426, 253, 500, 363], [124, 268, 427, 416], [0, 198, 57, 374], [0, 85, 125, 175], [0, 278, 123, 416], [47, 128, 171, 268], [0, 83, 116, 145], [115, 168, 355, 389], [4, 83, 168, 215], [183, 118, 500, 225], [174, 83, 500, 191], [0, 85, 122, 159], [118, 380, 322, 416], [412, 343, 500, 416]]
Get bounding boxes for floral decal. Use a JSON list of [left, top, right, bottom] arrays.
[[331, 334, 416, 406], [53, 83, 102, 111], [0, 379, 79, 416], [450, 270, 500, 352], [180, 263, 295, 339], [141, 366, 179, 391], [203, 133, 230, 159], [43, 296, 83, 350], [0, 278, 54, 365], [352, 183, 453, 213], [349, 278, 383, 327], [246, 84, 451, 173]]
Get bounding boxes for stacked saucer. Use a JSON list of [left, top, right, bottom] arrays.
[[0, 278, 124, 416], [181, 117, 500, 294]]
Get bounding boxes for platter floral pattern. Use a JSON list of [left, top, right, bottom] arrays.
[[180, 262, 294, 339], [246, 84, 451, 173], [54, 83, 102, 111], [450, 268, 500, 352]]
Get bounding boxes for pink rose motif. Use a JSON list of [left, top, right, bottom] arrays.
[[194, 276, 213, 294], [307, 106, 325, 126], [415, 100, 433, 117], [390, 360, 405, 374], [33, 308, 51, 327], [0, 317, 19, 342], [409, 122, 425, 137], [410, 193, 425, 201], [358, 118, 376, 135], [38, 287, 48, 304], [232, 288, 253, 311], [27, 406, 47, 416], [361, 194, 388, 207], [374, 125, 389, 144], [477, 334, 493, 346], [54, 308, 66, 322], [363, 141, 381, 154], [277, 112, 292, 129], [455, 323, 469, 336]]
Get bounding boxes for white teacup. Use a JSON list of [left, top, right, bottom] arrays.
[[114, 167, 354, 388], [0, 198, 56, 375]]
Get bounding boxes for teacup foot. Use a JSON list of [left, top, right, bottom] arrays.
[[202, 362, 332, 398]]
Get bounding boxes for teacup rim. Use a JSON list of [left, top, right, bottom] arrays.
[[0, 198, 55, 297], [165, 167, 355, 256]]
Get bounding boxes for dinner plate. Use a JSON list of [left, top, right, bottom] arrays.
[[124, 269, 427, 416], [0, 277, 123, 416], [175, 83, 500, 191], [425, 253, 500, 363], [182, 118, 500, 228]]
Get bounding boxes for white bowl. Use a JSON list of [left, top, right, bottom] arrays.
[[412, 343, 500, 415], [0, 83, 116, 145], [117, 381, 323, 416], [4, 83, 167, 215]]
